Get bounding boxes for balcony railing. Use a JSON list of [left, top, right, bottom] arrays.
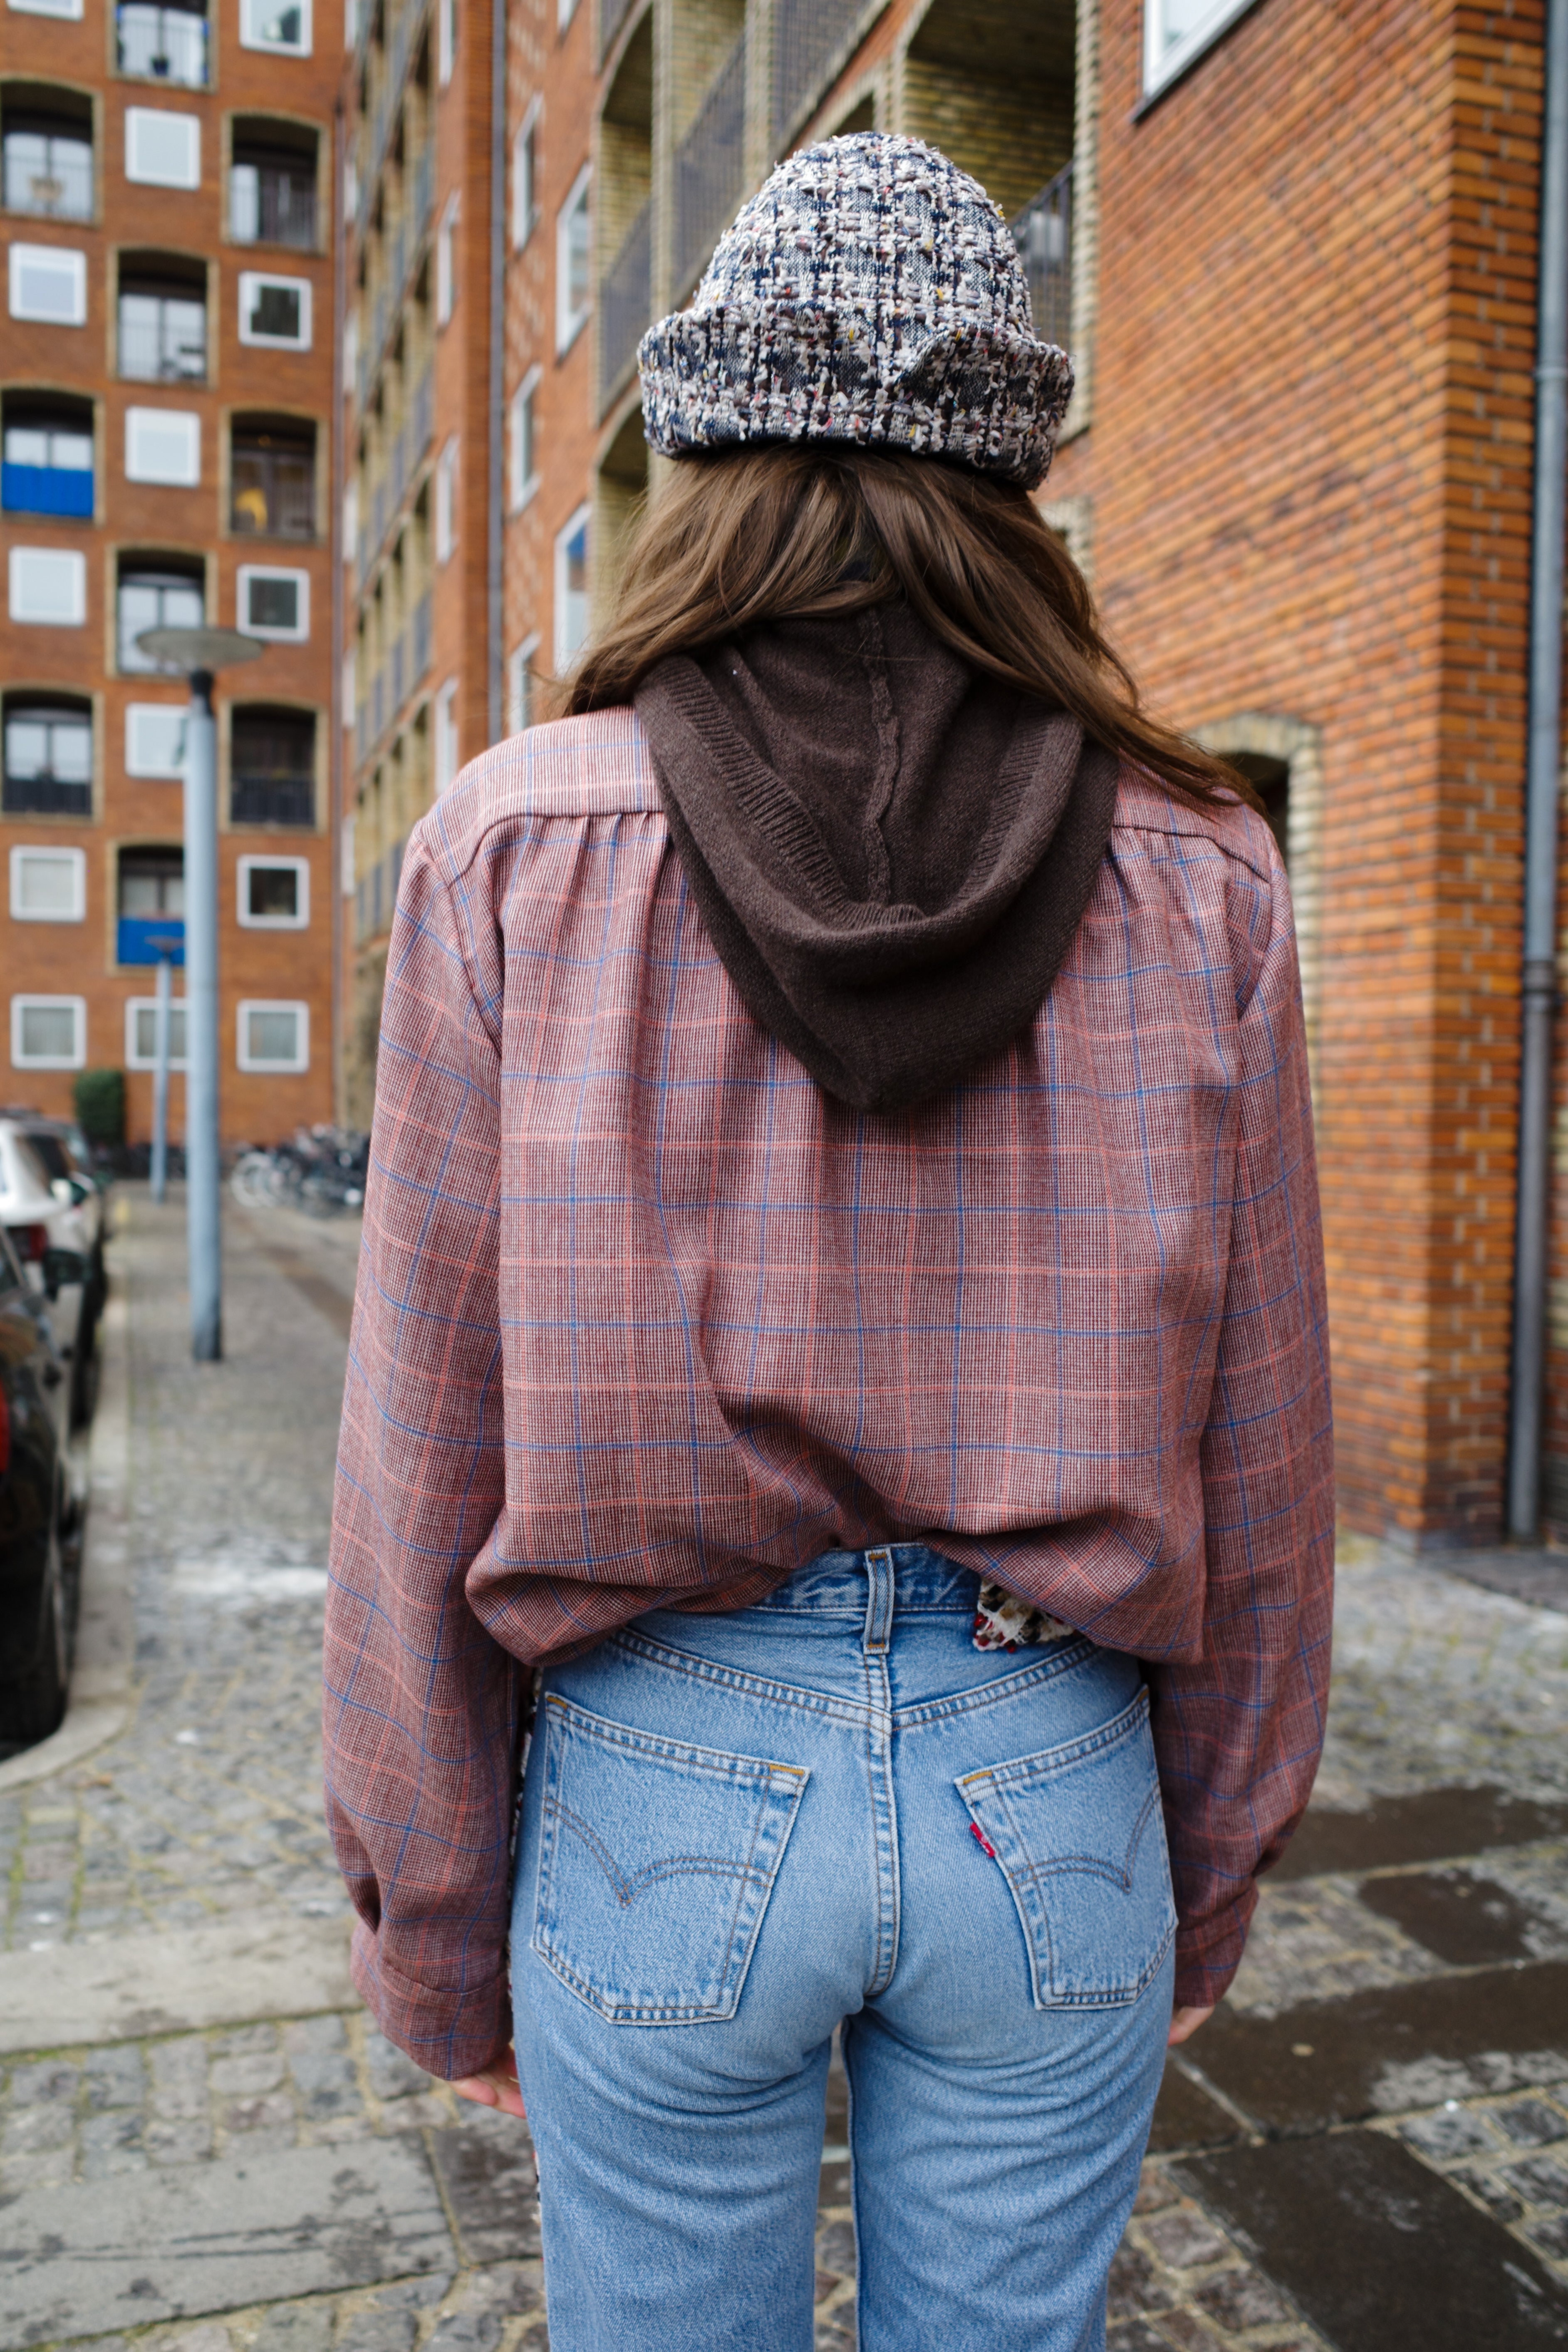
[[119, 299, 206, 382], [411, 589, 430, 684], [675, 33, 745, 298], [1011, 162, 1073, 353], [2, 461, 93, 519], [3, 773, 92, 818], [230, 164, 317, 250], [598, 0, 636, 62], [771, 0, 860, 146], [599, 198, 652, 412], [3, 134, 92, 220], [117, 4, 208, 85], [230, 773, 314, 826], [231, 450, 315, 539]]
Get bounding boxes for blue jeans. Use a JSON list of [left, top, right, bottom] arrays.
[[511, 1544, 1176, 2352]]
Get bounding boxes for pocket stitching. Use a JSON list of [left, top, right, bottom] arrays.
[[955, 1683, 1151, 1796], [995, 1778, 1161, 1897]]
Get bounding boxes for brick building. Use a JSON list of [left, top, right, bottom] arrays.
[[1, 0, 341, 1146], [339, 0, 1565, 1552]]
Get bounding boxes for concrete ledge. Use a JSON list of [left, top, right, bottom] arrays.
[[0, 1907, 356, 2053], [0, 1264, 135, 1796]]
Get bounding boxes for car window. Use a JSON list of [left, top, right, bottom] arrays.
[[12, 1137, 53, 1193], [0, 1223, 26, 1296], [25, 1134, 72, 1185]]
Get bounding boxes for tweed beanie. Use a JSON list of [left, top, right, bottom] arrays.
[[638, 132, 1073, 489]]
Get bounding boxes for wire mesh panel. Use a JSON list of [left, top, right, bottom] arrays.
[[1010, 162, 1073, 351], [676, 32, 746, 297], [771, 0, 860, 147], [599, 197, 652, 409], [599, 0, 636, 64]]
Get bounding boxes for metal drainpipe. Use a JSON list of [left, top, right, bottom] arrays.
[[1508, 0, 1568, 1538], [330, 101, 346, 1126], [488, 0, 505, 747]]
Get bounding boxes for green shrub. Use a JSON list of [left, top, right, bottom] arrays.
[[73, 1068, 126, 1148]]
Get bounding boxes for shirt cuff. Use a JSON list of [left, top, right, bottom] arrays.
[[349, 1917, 513, 2082]]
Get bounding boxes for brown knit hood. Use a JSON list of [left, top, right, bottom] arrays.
[[634, 601, 1118, 1113]]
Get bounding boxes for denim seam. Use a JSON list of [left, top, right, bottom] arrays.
[[954, 1686, 1151, 1787], [892, 1638, 1099, 1731], [607, 1629, 882, 1727]]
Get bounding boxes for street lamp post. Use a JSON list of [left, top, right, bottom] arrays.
[[134, 627, 264, 1361]]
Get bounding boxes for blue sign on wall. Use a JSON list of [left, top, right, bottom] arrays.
[[117, 917, 185, 967], [1, 463, 94, 519]]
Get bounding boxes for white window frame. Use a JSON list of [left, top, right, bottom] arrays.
[[8, 0, 85, 17], [437, 0, 455, 82], [11, 995, 86, 1071], [8, 546, 87, 625], [124, 107, 202, 189], [435, 436, 458, 563], [505, 633, 539, 737], [342, 307, 358, 381], [240, 0, 312, 55], [342, 478, 358, 566], [557, 0, 578, 31], [507, 364, 541, 513], [237, 564, 310, 640], [340, 813, 355, 894], [237, 998, 310, 1072], [125, 405, 201, 486], [341, 649, 356, 714], [1142, 0, 1261, 98], [553, 501, 590, 675], [125, 701, 187, 778], [436, 195, 458, 325], [555, 164, 591, 354], [237, 853, 310, 928], [125, 995, 189, 1070], [9, 845, 86, 923], [512, 99, 540, 249], [434, 678, 459, 793], [7, 243, 87, 326], [238, 271, 312, 350]]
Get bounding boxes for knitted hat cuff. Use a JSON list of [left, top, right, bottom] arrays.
[[639, 305, 1074, 489]]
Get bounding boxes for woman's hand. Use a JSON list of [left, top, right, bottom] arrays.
[[452, 2047, 527, 2118], [1167, 2004, 1215, 2047]]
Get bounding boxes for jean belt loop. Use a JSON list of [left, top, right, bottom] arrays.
[[863, 1546, 895, 1653]]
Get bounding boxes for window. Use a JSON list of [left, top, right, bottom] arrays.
[[125, 701, 186, 776], [507, 367, 539, 512], [437, 0, 454, 82], [556, 165, 591, 353], [342, 308, 358, 383], [240, 0, 310, 54], [3, 698, 91, 813], [116, 843, 184, 963], [237, 853, 308, 927], [125, 404, 200, 483], [512, 102, 539, 248], [436, 195, 458, 324], [237, 564, 308, 639], [9, 546, 86, 624], [237, 999, 308, 1071], [10, 845, 86, 922], [230, 419, 315, 537], [342, 477, 357, 565], [118, 558, 203, 670], [117, 3, 209, 86], [238, 270, 312, 348], [9, 0, 85, 17], [434, 678, 458, 792], [2, 400, 93, 518], [124, 107, 201, 188], [505, 634, 539, 736], [557, 0, 577, 30], [3, 107, 93, 219], [8, 242, 87, 325], [117, 254, 206, 380], [230, 124, 317, 248], [11, 996, 86, 1070], [126, 996, 188, 1068], [230, 705, 315, 824], [1143, 0, 1260, 96], [553, 503, 589, 674], [435, 436, 458, 561]]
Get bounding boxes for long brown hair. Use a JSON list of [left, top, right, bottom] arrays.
[[565, 444, 1249, 813]]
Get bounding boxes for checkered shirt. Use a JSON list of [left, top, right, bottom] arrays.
[[324, 708, 1334, 2077]]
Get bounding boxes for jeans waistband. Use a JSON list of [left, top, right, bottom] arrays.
[[745, 1545, 981, 1620]]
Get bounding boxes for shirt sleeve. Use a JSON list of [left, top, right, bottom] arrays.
[[1148, 840, 1335, 2010], [322, 825, 520, 2080]]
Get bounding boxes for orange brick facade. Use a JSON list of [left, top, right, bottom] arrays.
[[338, 0, 1567, 1549], [2, 0, 339, 1147]]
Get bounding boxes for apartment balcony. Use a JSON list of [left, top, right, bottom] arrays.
[[599, 199, 651, 412], [675, 34, 746, 298], [116, 2, 208, 86], [230, 161, 317, 251], [1011, 161, 1073, 352]]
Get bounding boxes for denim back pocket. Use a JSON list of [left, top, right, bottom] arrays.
[[530, 1695, 809, 2025], [956, 1686, 1175, 2009]]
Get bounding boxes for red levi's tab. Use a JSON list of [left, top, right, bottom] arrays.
[[970, 1822, 998, 1861]]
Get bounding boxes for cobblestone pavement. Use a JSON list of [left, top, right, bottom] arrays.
[[3, 1191, 1568, 2350]]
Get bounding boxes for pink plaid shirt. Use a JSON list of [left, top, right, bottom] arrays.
[[324, 708, 1333, 2075]]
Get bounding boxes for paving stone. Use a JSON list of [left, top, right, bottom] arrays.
[[1180, 2129, 1568, 2351], [1504, 2155, 1568, 2208], [1147, 2061, 1245, 2154], [1531, 2215, 1568, 2260], [1132, 2165, 1179, 2214], [440, 2268, 543, 2319], [1105, 2325, 1170, 2352], [250, 2304, 334, 2352], [363, 2033, 430, 2104], [426, 2109, 542, 2268], [144, 2117, 214, 2165], [149, 2036, 210, 2119], [814, 2219, 856, 2275], [79, 2111, 147, 2176], [334, 2312, 415, 2352], [1359, 1869, 1544, 1967], [84, 2046, 146, 2110], [1193, 2265, 1296, 2327], [1448, 2164, 1524, 2223], [1501, 2099, 1568, 2148], [9, 2060, 78, 2106], [424, 2317, 502, 2352], [1139, 2208, 1232, 2270], [1400, 2107, 1498, 2161], [1107, 2244, 1169, 2319], [1149, 2315, 1226, 2350], [211, 2053, 287, 2097], [221, 2091, 297, 2135]]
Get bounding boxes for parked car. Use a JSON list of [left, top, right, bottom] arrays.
[[0, 1222, 76, 1748], [0, 1117, 107, 1430]]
